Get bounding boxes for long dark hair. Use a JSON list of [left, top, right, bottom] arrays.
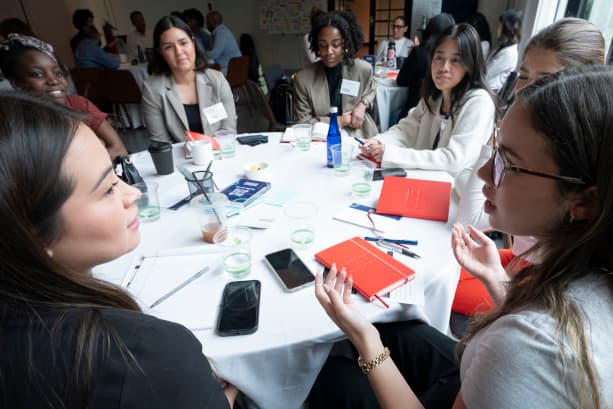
[[148, 15, 208, 75], [0, 91, 141, 407], [466, 65, 613, 409], [309, 10, 364, 66], [422, 23, 491, 118], [422, 13, 455, 53], [494, 9, 522, 52]]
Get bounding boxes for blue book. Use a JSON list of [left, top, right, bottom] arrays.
[[221, 178, 271, 208]]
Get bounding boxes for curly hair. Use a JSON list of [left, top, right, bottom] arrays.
[[309, 10, 364, 66]]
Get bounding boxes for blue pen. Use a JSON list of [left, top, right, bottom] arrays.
[[364, 236, 418, 246], [353, 136, 365, 145]]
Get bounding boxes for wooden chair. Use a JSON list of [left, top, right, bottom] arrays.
[[99, 69, 142, 129], [234, 79, 285, 133], [69, 67, 106, 106], [226, 56, 250, 88]]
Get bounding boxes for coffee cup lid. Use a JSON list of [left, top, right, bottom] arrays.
[[148, 141, 172, 152]]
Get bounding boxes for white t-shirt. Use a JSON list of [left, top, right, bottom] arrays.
[[376, 37, 413, 62], [126, 29, 153, 62], [461, 274, 613, 409]]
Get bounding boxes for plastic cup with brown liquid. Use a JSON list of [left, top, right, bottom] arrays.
[[189, 193, 228, 243]]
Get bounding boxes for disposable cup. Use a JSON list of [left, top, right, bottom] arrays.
[[284, 201, 318, 250], [351, 160, 375, 197], [214, 226, 252, 279], [134, 181, 161, 222], [190, 193, 228, 243], [292, 124, 312, 151]]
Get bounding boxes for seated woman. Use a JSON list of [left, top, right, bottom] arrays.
[[453, 18, 606, 317], [239, 33, 267, 95], [293, 10, 377, 139], [0, 34, 128, 159], [142, 16, 236, 144], [361, 24, 495, 175], [0, 91, 238, 407], [310, 64, 613, 409], [74, 25, 120, 69], [395, 13, 455, 119], [485, 9, 522, 92], [375, 16, 413, 63]]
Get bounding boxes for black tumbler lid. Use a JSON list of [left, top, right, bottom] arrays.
[[148, 141, 172, 153]]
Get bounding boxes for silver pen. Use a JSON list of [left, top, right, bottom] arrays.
[[376, 240, 421, 259], [149, 266, 210, 309]]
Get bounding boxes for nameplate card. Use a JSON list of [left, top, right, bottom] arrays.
[[202, 102, 228, 124], [340, 79, 360, 97]]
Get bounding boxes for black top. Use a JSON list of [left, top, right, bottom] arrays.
[[0, 308, 229, 409], [184, 103, 204, 134], [324, 64, 343, 109], [396, 45, 429, 118]]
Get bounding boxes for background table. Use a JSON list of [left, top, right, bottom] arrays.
[[374, 77, 408, 133], [94, 134, 460, 409]]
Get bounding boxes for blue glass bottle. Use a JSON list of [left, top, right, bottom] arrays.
[[326, 106, 341, 168], [137, 45, 145, 64]]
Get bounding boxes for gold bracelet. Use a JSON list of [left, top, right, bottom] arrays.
[[358, 347, 390, 374]]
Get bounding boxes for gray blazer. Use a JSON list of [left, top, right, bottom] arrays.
[[293, 59, 377, 139], [142, 69, 237, 143]]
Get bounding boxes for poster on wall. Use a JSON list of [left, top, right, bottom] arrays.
[[258, 0, 325, 33]]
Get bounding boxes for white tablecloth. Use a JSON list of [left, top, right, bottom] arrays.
[[94, 133, 460, 409], [375, 78, 408, 132]]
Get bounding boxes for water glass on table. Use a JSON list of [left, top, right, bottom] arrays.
[[134, 181, 161, 222], [331, 144, 354, 177], [215, 130, 237, 159], [351, 160, 375, 197], [190, 192, 227, 243], [292, 124, 312, 151], [214, 226, 252, 279], [284, 201, 318, 250]]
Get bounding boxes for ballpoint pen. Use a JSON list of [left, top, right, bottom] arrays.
[[353, 136, 365, 145], [376, 240, 421, 259], [149, 266, 210, 309], [364, 236, 418, 246]]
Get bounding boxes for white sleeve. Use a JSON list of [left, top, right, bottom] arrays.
[[454, 144, 492, 230], [461, 313, 578, 409], [374, 99, 426, 148], [378, 90, 495, 174]]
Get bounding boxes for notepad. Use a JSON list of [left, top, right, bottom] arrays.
[[221, 178, 271, 208], [376, 177, 452, 222], [315, 237, 415, 302]]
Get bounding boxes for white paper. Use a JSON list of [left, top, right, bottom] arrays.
[[232, 203, 282, 229], [386, 255, 425, 305], [282, 122, 328, 142], [340, 79, 360, 97], [126, 252, 225, 330], [202, 102, 228, 124]]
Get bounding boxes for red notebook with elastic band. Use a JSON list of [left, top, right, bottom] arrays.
[[376, 176, 452, 222], [315, 237, 415, 302]]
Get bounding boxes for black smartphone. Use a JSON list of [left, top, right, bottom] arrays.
[[264, 248, 315, 292], [216, 280, 261, 336], [373, 167, 407, 181]]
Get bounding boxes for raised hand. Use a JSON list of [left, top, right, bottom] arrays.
[[451, 223, 510, 304], [314, 264, 376, 344]]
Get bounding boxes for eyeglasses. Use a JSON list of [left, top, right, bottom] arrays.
[[392, 25, 406, 29], [492, 147, 586, 188]]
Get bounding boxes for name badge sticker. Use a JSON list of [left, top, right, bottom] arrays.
[[340, 79, 360, 97], [202, 102, 228, 124]]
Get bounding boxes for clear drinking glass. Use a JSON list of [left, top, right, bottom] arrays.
[[134, 181, 161, 222], [292, 124, 312, 151], [215, 130, 237, 159], [331, 144, 354, 177], [351, 160, 375, 197], [214, 226, 252, 279], [284, 201, 318, 250]]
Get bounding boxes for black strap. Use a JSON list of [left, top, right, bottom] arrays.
[[432, 129, 441, 150]]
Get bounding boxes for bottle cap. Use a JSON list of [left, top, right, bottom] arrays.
[[329, 106, 338, 113]]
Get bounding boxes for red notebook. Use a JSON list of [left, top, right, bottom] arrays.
[[185, 130, 220, 150], [315, 237, 415, 302], [376, 176, 452, 222], [356, 153, 381, 168]]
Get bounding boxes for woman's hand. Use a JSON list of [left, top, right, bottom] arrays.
[[451, 223, 510, 304], [339, 112, 353, 128], [315, 264, 377, 346], [350, 102, 366, 129], [360, 139, 384, 161]]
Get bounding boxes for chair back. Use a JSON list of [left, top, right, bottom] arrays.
[[69, 67, 105, 104], [226, 56, 250, 88], [263, 64, 284, 93], [234, 79, 284, 133], [101, 70, 142, 104]]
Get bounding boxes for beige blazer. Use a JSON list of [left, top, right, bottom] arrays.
[[293, 59, 378, 139], [142, 69, 237, 143]]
